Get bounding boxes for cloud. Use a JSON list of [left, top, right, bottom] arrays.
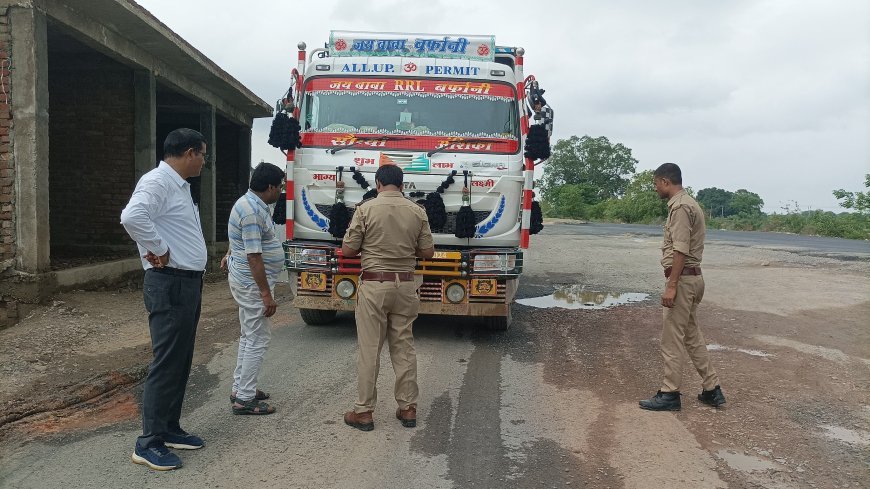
[[135, 0, 869, 213]]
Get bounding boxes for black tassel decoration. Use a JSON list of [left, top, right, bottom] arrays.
[[287, 116, 302, 150], [352, 167, 379, 202], [272, 192, 286, 225], [524, 124, 551, 161], [268, 112, 303, 152], [423, 170, 455, 232], [424, 192, 447, 232], [328, 167, 350, 238], [454, 170, 476, 239], [530, 200, 544, 234]]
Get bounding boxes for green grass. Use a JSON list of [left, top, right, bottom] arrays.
[[708, 211, 869, 240]]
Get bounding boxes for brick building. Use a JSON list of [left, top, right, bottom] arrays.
[[0, 0, 272, 325]]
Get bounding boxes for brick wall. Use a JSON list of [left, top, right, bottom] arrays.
[[0, 11, 14, 264], [48, 54, 135, 253]]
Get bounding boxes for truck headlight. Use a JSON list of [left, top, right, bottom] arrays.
[[472, 254, 515, 272], [445, 283, 466, 303], [335, 278, 356, 299]]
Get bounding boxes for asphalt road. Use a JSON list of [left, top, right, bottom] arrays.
[[544, 222, 870, 258], [1, 225, 868, 488]]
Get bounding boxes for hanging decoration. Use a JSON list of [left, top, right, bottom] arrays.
[[327, 167, 351, 238], [272, 192, 287, 225], [454, 170, 476, 239], [267, 85, 303, 153], [423, 170, 456, 232], [530, 197, 544, 235], [351, 167, 379, 201], [524, 124, 550, 161]]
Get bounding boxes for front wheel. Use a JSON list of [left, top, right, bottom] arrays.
[[300, 308, 338, 326]]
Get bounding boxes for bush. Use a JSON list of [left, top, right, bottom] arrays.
[[711, 211, 869, 239]]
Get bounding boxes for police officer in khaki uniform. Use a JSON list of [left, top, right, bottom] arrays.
[[640, 163, 726, 411], [341, 164, 435, 431]]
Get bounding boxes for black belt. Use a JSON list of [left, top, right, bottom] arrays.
[[148, 266, 204, 279], [664, 266, 701, 278]]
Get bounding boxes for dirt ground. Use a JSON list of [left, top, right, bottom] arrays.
[[0, 226, 868, 488]]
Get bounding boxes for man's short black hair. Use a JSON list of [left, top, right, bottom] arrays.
[[163, 128, 207, 159], [654, 163, 682, 185], [250, 162, 285, 192], [375, 164, 403, 188]]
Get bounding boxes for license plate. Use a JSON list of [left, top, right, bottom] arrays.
[[300, 272, 327, 291], [432, 251, 462, 260], [471, 279, 497, 296]]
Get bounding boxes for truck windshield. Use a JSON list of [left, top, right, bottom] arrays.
[[301, 78, 518, 140]]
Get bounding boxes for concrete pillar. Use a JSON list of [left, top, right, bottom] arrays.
[[10, 8, 49, 274], [199, 106, 216, 244], [238, 125, 252, 194], [133, 70, 156, 182]]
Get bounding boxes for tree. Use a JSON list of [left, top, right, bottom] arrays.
[[603, 170, 668, 223], [546, 183, 599, 219], [696, 187, 734, 217], [833, 174, 870, 214], [730, 189, 764, 216], [541, 136, 638, 208]]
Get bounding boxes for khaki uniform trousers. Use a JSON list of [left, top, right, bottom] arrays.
[[660, 275, 720, 392], [353, 278, 420, 414]]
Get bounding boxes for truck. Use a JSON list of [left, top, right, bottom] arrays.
[[274, 31, 552, 330]]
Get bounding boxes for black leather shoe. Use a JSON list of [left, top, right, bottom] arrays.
[[639, 390, 681, 411], [698, 385, 726, 407]]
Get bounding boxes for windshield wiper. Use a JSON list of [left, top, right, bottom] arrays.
[[330, 135, 412, 154], [427, 138, 504, 157]]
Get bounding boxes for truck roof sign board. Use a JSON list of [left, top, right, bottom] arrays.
[[329, 31, 496, 61]]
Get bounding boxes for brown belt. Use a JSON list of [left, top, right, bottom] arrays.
[[664, 266, 702, 278], [360, 271, 415, 282]]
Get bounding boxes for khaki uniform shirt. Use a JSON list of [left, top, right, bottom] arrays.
[[343, 190, 434, 272], [661, 189, 705, 269]]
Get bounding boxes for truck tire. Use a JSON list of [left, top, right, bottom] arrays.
[[300, 308, 338, 326], [485, 307, 512, 331]]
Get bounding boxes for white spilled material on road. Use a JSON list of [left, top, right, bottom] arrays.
[[499, 356, 601, 480], [704, 267, 870, 316], [755, 335, 870, 365], [611, 404, 727, 489], [819, 425, 870, 447], [707, 343, 773, 358]]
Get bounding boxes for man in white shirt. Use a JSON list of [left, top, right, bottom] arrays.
[[120, 128, 208, 471]]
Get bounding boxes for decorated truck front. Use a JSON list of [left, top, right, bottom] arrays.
[[273, 31, 551, 330]]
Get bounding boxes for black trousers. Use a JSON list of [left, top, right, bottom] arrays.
[[136, 269, 202, 450]]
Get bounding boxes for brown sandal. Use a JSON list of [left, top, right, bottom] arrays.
[[232, 398, 276, 415], [229, 389, 270, 403]]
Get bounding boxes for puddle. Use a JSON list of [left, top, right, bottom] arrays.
[[707, 344, 773, 358], [715, 450, 782, 472], [517, 286, 648, 310], [819, 425, 870, 447]]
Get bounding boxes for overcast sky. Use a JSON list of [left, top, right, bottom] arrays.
[[136, 0, 869, 212]]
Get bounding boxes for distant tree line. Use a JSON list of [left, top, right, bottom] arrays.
[[538, 136, 869, 240]]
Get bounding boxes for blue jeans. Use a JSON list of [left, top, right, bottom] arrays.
[[229, 276, 273, 401], [136, 269, 202, 450]]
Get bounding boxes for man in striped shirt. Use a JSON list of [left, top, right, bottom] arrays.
[[221, 162, 286, 415]]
